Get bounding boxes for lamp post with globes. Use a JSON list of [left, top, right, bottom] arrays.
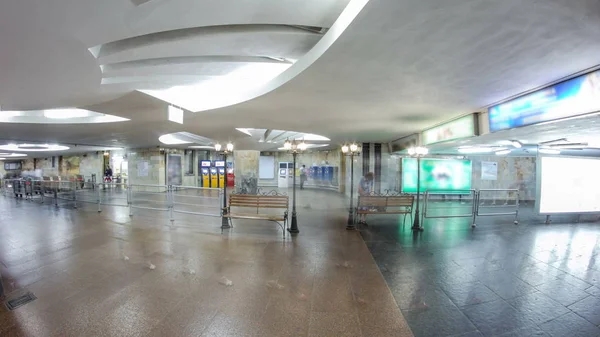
[[408, 146, 428, 232], [341, 143, 361, 230], [215, 142, 234, 229], [284, 139, 307, 234]]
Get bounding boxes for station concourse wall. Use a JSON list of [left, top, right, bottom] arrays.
[[257, 150, 342, 191]]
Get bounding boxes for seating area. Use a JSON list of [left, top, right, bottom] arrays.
[[224, 193, 289, 237], [356, 194, 415, 225]]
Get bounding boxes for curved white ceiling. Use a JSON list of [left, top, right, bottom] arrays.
[[0, 0, 349, 110]]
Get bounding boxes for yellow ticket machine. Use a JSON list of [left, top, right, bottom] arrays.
[[200, 160, 211, 187], [210, 164, 218, 188], [215, 160, 226, 188]]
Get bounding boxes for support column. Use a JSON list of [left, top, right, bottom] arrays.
[[233, 151, 260, 193]]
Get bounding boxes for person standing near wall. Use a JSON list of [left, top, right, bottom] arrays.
[[358, 172, 374, 225], [300, 165, 307, 189]]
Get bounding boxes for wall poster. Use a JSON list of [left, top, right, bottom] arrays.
[[167, 154, 182, 186], [481, 161, 498, 180], [137, 161, 149, 177]]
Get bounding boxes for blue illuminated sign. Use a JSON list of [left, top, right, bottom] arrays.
[[488, 70, 600, 132]]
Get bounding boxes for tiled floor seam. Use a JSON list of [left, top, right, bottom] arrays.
[[356, 230, 415, 337]]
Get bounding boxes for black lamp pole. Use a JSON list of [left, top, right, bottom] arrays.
[[408, 147, 427, 232], [288, 151, 300, 234], [342, 144, 360, 230], [346, 153, 356, 230], [221, 151, 230, 229], [412, 155, 421, 231]]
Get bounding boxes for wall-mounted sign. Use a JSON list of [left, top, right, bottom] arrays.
[[489, 69, 600, 132], [137, 161, 149, 177], [481, 161, 498, 181], [390, 134, 419, 153], [4, 162, 22, 170], [422, 114, 477, 145]]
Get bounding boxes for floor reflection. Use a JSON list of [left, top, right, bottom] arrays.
[[362, 206, 600, 337]]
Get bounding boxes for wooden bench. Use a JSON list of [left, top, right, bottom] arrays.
[[224, 193, 289, 237], [355, 195, 415, 225]]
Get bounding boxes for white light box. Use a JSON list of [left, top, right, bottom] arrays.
[[537, 156, 600, 214]]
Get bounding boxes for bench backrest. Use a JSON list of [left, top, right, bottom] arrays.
[[386, 196, 414, 208], [229, 194, 289, 212], [358, 195, 414, 209]]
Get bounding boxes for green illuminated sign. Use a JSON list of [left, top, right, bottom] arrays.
[[402, 158, 472, 193]]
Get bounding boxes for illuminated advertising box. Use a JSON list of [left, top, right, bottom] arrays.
[[537, 156, 600, 214], [422, 114, 477, 145], [489, 70, 600, 132], [402, 158, 472, 193]]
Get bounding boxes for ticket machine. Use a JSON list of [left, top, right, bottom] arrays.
[[311, 165, 321, 184], [199, 160, 212, 187], [278, 162, 290, 188], [288, 162, 294, 186], [210, 163, 218, 188], [215, 160, 225, 188]]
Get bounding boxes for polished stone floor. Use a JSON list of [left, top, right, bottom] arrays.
[[3, 188, 600, 337], [0, 189, 412, 337], [361, 206, 600, 337]]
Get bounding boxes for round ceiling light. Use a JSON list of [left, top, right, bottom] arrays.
[[0, 144, 70, 152]]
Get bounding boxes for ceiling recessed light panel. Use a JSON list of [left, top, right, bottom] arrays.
[[0, 153, 27, 160], [168, 106, 184, 124], [0, 109, 129, 124], [0, 144, 69, 152], [142, 63, 292, 112], [158, 132, 214, 146], [235, 128, 330, 143]]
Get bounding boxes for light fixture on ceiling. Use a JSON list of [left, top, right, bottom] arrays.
[[0, 152, 27, 160], [510, 140, 522, 148], [0, 152, 26, 157], [539, 138, 567, 145], [458, 147, 495, 154], [495, 149, 512, 155], [43, 109, 91, 119], [0, 109, 128, 124], [158, 134, 192, 145], [538, 148, 561, 155], [0, 144, 69, 152], [168, 105, 184, 124], [235, 128, 253, 136], [407, 146, 428, 156], [548, 142, 588, 149], [188, 145, 215, 150]]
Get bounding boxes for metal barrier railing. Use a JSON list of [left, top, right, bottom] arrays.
[[2, 181, 225, 226], [128, 184, 170, 217], [171, 185, 223, 218], [476, 189, 519, 224], [421, 190, 477, 227], [94, 183, 129, 212], [420, 189, 520, 229], [54, 181, 77, 208]]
